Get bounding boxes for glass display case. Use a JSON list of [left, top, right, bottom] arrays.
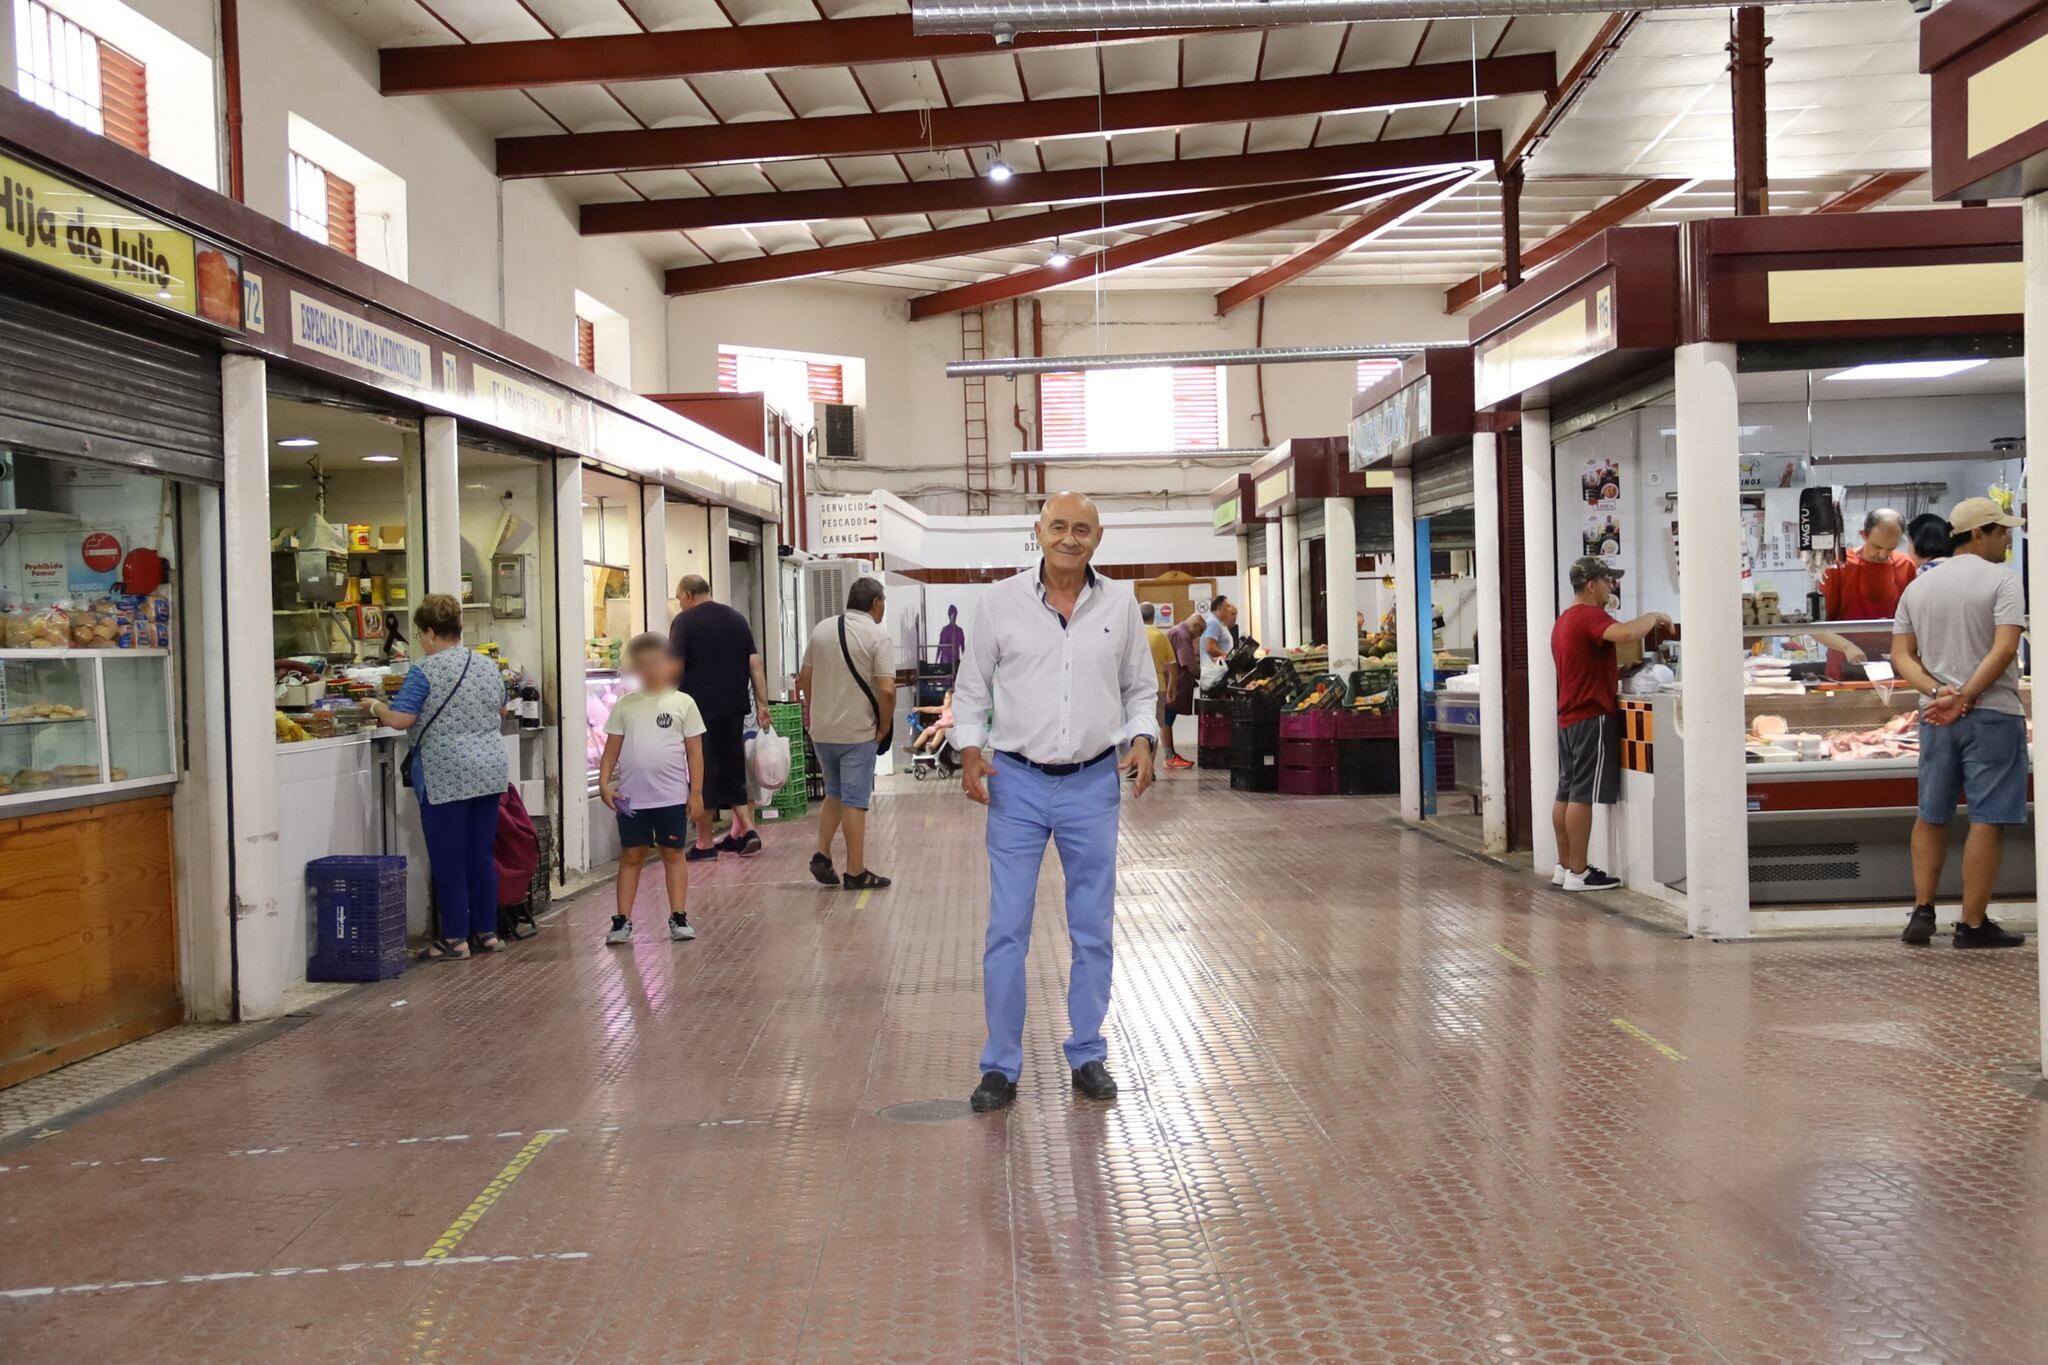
[[584, 670, 630, 796], [0, 649, 176, 804]]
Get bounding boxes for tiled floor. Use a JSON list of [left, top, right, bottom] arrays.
[[3, 773, 2045, 1363]]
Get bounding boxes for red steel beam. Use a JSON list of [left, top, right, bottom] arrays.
[[908, 181, 1440, 321], [1729, 7, 1770, 216], [1215, 172, 1476, 315], [1502, 12, 1640, 175], [584, 130, 1503, 234], [382, 17, 1195, 94], [665, 179, 1439, 295], [1442, 177, 1687, 313], [501, 54, 1553, 177], [1813, 170, 1922, 214]]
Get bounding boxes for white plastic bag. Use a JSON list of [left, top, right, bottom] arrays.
[[748, 731, 792, 794]]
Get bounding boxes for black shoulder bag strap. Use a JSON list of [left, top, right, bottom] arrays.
[[403, 648, 474, 789], [839, 614, 893, 756]]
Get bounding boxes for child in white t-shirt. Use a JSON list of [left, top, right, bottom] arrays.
[[598, 633, 708, 944]]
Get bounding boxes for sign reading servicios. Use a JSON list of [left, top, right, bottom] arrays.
[[0, 152, 242, 327]]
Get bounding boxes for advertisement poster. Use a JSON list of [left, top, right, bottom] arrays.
[[1582, 513, 1622, 561], [1580, 458, 1621, 506]]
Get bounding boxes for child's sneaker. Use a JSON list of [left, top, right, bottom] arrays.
[[605, 915, 633, 945], [668, 913, 696, 942]]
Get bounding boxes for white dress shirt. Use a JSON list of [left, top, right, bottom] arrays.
[[951, 561, 1161, 765]]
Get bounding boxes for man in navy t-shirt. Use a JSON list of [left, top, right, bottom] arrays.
[[1549, 558, 1667, 893], [669, 574, 774, 858]]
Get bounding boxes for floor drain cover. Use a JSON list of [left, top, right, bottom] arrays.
[[878, 1099, 971, 1123]]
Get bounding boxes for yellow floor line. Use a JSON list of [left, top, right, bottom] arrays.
[[1489, 943, 1544, 975], [1611, 1017, 1686, 1062], [855, 889, 872, 910], [421, 1132, 555, 1260]]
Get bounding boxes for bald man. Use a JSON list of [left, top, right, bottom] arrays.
[[952, 492, 1159, 1113]]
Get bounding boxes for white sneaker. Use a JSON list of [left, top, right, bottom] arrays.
[[668, 914, 696, 942], [605, 916, 633, 945], [1551, 863, 1568, 887], [1563, 868, 1622, 892]]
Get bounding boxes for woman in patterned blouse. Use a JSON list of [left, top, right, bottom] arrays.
[[369, 593, 512, 961]]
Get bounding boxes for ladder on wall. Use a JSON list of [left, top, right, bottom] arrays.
[[961, 307, 992, 515]]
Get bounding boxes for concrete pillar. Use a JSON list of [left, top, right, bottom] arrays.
[[553, 457, 589, 877], [173, 483, 233, 1021], [1471, 431, 1509, 856], [761, 540, 786, 696], [1233, 532, 1251, 612], [708, 504, 733, 602], [1281, 511, 1303, 648], [2023, 192, 2048, 1059], [1520, 408, 1560, 873], [1392, 467, 1422, 824], [1674, 341, 1750, 940], [423, 415, 461, 597], [1262, 519, 1285, 650], [221, 354, 285, 1019], [640, 481, 668, 635], [1324, 497, 1359, 675]]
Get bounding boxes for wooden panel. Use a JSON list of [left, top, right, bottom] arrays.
[[0, 796, 179, 1088]]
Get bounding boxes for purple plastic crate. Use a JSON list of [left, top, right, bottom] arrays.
[[1279, 710, 1339, 741], [307, 855, 408, 982]]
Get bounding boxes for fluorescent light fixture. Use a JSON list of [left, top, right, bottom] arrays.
[[1011, 447, 1270, 464], [276, 437, 319, 448], [1825, 359, 1991, 382], [362, 453, 400, 463], [273, 482, 300, 490], [986, 158, 1013, 183]]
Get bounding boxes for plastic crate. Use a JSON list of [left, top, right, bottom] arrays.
[[1197, 712, 1232, 747], [1278, 766, 1341, 796], [1278, 738, 1336, 771], [768, 701, 806, 740], [1336, 710, 1399, 740], [1196, 744, 1231, 771], [764, 779, 809, 822], [1279, 710, 1339, 741], [1229, 764, 1278, 793], [1339, 738, 1400, 794], [307, 855, 408, 982]]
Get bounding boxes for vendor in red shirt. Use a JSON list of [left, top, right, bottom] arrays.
[[1816, 508, 1914, 677], [1550, 558, 1670, 893]]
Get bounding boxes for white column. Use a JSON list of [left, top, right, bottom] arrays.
[[1233, 532, 1251, 610], [761, 542, 786, 696], [1262, 519, 1285, 649], [1674, 341, 1750, 940], [1281, 511, 1303, 647], [1324, 497, 1359, 675], [553, 457, 590, 877], [422, 415, 461, 597], [1471, 431, 1509, 856], [2024, 192, 2048, 1062], [708, 505, 733, 601], [1520, 408, 1560, 873], [640, 481, 668, 635], [173, 484, 233, 1021], [220, 355, 285, 1019], [1392, 468, 1422, 822]]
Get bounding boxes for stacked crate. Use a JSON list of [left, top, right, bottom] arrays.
[[1337, 710, 1400, 794], [763, 702, 810, 821], [1195, 697, 1232, 770], [1227, 693, 1282, 792], [1277, 709, 1339, 796]]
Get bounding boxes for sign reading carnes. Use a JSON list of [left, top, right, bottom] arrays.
[[290, 290, 430, 388], [0, 151, 241, 327], [815, 494, 880, 553]]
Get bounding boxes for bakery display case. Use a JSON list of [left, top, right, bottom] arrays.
[[0, 649, 176, 807]]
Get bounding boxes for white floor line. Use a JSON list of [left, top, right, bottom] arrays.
[[0, 1251, 591, 1301], [2, 1130, 577, 1177]]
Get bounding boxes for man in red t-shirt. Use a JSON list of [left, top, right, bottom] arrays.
[[1550, 558, 1670, 892]]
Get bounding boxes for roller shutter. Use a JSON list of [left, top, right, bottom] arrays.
[[0, 287, 222, 483], [1412, 445, 1475, 521]]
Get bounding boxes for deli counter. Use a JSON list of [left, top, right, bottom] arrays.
[[1624, 622, 2033, 905]]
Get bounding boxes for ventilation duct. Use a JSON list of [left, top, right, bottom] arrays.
[[912, 0, 1879, 36], [949, 342, 1454, 379]]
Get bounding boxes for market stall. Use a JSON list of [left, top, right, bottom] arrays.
[[1472, 211, 2028, 935]]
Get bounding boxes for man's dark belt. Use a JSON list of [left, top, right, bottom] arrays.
[[998, 747, 1116, 777]]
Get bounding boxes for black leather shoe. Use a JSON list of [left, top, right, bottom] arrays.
[[969, 1070, 1016, 1113], [1071, 1061, 1118, 1102]]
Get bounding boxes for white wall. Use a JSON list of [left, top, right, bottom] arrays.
[[669, 282, 1462, 516]]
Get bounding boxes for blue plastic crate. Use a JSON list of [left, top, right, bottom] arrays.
[[307, 855, 409, 982]]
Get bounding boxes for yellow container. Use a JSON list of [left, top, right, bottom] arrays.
[[348, 523, 373, 551]]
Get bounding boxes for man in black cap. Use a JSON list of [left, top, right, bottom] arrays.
[[1550, 557, 1669, 892]]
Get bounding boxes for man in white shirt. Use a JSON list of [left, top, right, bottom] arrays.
[[953, 492, 1159, 1113]]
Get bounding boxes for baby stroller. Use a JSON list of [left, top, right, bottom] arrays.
[[907, 710, 961, 780]]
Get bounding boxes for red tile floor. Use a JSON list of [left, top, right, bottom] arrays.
[[3, 774, 2046, 1363]]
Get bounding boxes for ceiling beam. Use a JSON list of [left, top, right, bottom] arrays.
[[583, 130, 1504, 233], [381, 17, 1197, 95], [1215, 172, 1476, 315], [1441, 177, 1687, 314], [1813, 170, 1922, 214], [907, 178, 1479, 321], [1501, 11, 1640, 175], [500, 53, 1552, 177], [666, 175, 1448, 295]]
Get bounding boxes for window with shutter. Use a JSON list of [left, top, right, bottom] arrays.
[[287, 151, 356, 257], [1040, 371, 1086, 452], [1171, 367, 1220, 449], [324, 169, 357, 257], [806, 362, 843, 405], [1356, 358, 1400, 393], [15, 0, 153, 153], [717, 351, 739, 393], [576, 317, 597, 372], [97, 42, 147, 156]]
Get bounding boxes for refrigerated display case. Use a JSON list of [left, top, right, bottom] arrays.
[[0, 649, 176, 807]]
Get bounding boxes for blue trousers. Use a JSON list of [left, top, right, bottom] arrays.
[[978, 753, 1120, 1082], [417, 791, 501, 941]]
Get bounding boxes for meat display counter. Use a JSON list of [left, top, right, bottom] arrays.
[[1627, 622, 2033, 905]]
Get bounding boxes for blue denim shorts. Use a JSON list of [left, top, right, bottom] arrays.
[[813, 740, 877, 811], [1918, 708, 2029, 826]]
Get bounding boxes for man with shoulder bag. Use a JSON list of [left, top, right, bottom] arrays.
[[796, 577, 897, 891]]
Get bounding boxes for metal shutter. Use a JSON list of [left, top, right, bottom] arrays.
[[0, 288, 222, 483], [1412, 446, 1476, 521], [1354, 496, 1395, 555], [1500, 429, 1532, 850], [1295, 501, 1325, 541]]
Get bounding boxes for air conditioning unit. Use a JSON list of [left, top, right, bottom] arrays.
[[814, 402, 864, 462], [802, 558, 871, 639]]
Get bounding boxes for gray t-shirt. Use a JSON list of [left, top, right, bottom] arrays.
[[1892, 554, 2027, 716], [801, 611, 897, 745]]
